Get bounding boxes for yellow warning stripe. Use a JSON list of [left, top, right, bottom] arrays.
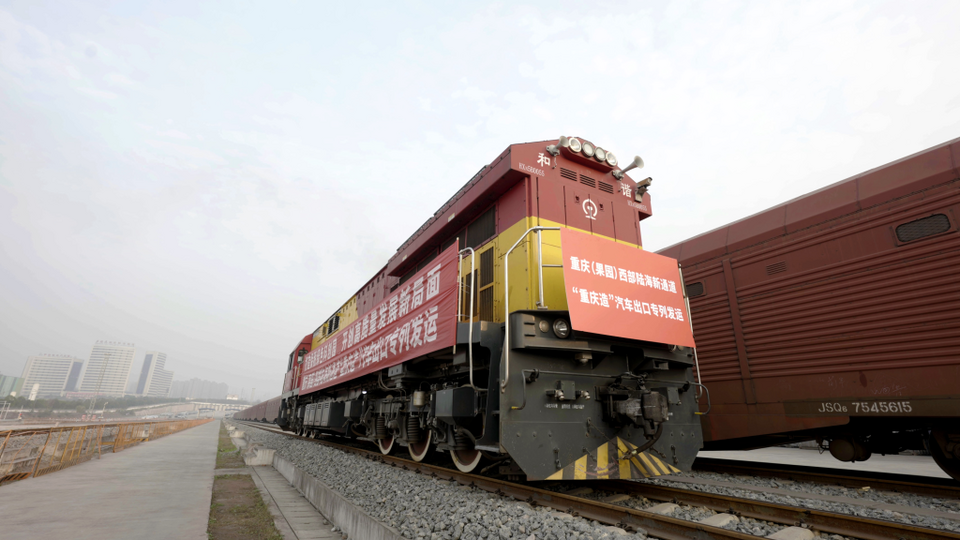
[[596, 442, 609, 479], [538, 436, 681, 481], [616, 438, 631, 479], [573, 455, 588, 480]]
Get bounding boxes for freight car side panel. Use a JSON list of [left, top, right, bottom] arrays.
[[675, 144, 960, 444]]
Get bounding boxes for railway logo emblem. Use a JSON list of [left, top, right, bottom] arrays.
[[582, 198, 598, 220]]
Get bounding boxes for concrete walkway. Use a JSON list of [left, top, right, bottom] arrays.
[[0, 419, 219, 539]]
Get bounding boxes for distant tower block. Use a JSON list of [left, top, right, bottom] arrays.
[[136, 352, 174, 397], [78, 341, 136, 397], [20, 355, 85, 398]]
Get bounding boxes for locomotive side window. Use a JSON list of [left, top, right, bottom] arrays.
[[896, 214, 951, 243]]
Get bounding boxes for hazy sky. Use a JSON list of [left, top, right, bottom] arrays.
[[2, 1, 958, 399]]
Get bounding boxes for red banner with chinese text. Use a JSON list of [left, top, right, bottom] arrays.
[[561, 228, 696, 348], [299, 244, 460, 395]]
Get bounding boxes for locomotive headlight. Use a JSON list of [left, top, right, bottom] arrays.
[[605, 152, 617, 167], [568, 138, 582, 152], [582, 141, 595, 158], [595, 147, 607, 162], [552, 318, 571, 339]]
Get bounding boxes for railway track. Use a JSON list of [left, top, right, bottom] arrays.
[[233, 421, 960, 540], [692, 457, 960, 500]]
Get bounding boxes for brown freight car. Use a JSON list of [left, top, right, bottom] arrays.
[[658, 137, 960, 480]]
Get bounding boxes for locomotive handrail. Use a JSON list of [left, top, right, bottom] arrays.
[[678, 264, 704, 399], [501, 226, 561, 394], [457, 247, 484, 392]]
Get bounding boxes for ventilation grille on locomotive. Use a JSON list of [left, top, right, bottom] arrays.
[[560, 168, 577, 181], [766, 261, 787, 275], [686, 282, 705, 298], [599, 181, 614, 193], [466, 206, 496, 249], [479, 288, 494, 321], [480, 250, 494, 287], [579, 175, 596, 188], [896, 214, 951, 243]]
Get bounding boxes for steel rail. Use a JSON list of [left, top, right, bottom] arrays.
[[692, 457, 960, 500], [235, 421, 960, 540], [597, 480, 960, 540]]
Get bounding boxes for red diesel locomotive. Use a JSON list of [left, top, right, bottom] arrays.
[[240, 137, 705, 481]]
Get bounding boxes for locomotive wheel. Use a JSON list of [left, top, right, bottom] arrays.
[[377, 435, 395, 455], [451, 448, 482, 473], [408, 431, 432, 462], [930, 434, 960, 482]]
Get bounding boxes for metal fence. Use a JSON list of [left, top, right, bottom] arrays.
[[0, 419, 213, 486]]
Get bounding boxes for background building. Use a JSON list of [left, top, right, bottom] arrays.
[[0, 374, 24, 398], [169, 378, 228, 400], [19, 355, 85, 397], [135, 351, 174, 397], [78, 341, 135, 397], [64, 361, 83, 393]]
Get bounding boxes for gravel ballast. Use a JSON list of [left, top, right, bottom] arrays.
[[232, 422, 645, 540], [234, 422, 960, 538]]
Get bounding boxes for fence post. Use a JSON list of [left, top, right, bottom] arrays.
[[114, 424, 126, 453], [0, 431, 10, 465], [29, 430, 53, 479]]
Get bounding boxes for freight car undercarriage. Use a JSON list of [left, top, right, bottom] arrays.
[[280, 315, 704, 480], [704, 417, 960, 481]]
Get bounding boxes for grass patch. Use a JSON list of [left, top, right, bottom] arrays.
[[208, 473, 283, 540], [217, 422, 246, 469]]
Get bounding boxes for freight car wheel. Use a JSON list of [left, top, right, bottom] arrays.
[[408, 431, 432, 462], [377, 435, 395, 455], [451, 448, 482, 473], [930, 434, 960, 482]]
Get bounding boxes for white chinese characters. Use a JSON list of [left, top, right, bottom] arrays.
[[572, 287, 685, 321], [303, 266, 446, 393], [568, 256, 678, 294]]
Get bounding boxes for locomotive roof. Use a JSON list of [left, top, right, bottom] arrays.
[[385, 139, 553, 278], [658, 137, 960, 265]]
